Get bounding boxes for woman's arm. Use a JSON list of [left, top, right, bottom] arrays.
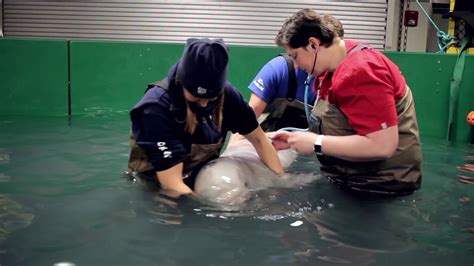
[[227, 93, 268, 146], [286, 125, 398, 161], [156, 162, 193, 195], [244, 126, 285, 176], [248, 93, 268, 118]]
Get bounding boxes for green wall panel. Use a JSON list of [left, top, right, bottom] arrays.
[[69, 41, 281, 115], [0, 39, 68, 116], [227, 45, 282, 100], [385, 52, 456, 139], [453, 56, 474, 143], [385, 52, 474, 142], [70, 41, 183, 115], [1, 38, 473, 143]]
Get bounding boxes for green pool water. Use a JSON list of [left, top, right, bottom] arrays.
[[0, 114, 473, 266]]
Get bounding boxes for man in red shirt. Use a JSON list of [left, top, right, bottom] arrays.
[[270, 8, 422, 196]]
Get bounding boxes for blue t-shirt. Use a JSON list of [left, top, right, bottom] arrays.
[[248, 56, 316, 104]]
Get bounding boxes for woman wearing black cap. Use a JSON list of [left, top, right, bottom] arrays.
[[128, 38, 285, 196]]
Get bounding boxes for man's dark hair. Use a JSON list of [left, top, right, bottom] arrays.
[[275, 8, 343, 48]]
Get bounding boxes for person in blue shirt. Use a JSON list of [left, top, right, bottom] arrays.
[[247, 54, 315, 131], [128, 38, 284, 196], [227, 15, 342, 147]]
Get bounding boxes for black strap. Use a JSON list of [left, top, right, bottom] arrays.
[[346, 44, 371, 56], [145, 79, 169, 93], [145, 78, 186, 122], [279, 53, 297, 101]]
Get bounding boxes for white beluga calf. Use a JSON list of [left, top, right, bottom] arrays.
[[194, 139, 299, 206]]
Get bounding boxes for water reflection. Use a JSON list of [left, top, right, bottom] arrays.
[[0, 149, 11, 165], [306, 200, 417, 249], [125, 172, 187, 225], [456, 154, 474, 234], [285, 194, 418, 265], [0, 194, 35, 242], [148, 193, 184, 225], [127, 165, 322, 223], [193, 172, 321, 220], [0, 116, 473, 265], [457, 155, 474, 185]]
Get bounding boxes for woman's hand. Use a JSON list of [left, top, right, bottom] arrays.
[[246, 127, 285, 176], [156, 163, 193, 196], [267, 131, 318, 155], [287, 131, 318, 155], [266, 131, 291, 150]]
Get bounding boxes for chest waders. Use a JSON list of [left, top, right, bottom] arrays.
[[310, 45, 422, 196], [128, 79, 224, 186], [259, 54, 312, 132]]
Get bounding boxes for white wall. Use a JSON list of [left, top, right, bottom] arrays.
[[0, 0, 3, 37], [385, 0, 401, 51], [385, 1, 451, 52], [2, 0, 388, 48], [426, 12, 450, 52], [402, 1, 432, 52]]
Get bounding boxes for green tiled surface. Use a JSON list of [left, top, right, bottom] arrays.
[[0, 39, 68, 116], [386, 52, 474, 142], [69, 41, 281, 114], [1, 38, 473, 142]]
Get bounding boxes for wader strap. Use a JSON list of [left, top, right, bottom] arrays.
[[279, 53, 297, 101], [447, 34, 470, 141], [347, 44, 371, 56], [145, 78, 186, 122], [146, 79, 169, 93]]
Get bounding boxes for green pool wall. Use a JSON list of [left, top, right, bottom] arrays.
[[0, 39, 69, 116], [1, 38, 473, 143]]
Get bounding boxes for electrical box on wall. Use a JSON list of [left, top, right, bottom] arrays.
[[404, 10, 419, 27]]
